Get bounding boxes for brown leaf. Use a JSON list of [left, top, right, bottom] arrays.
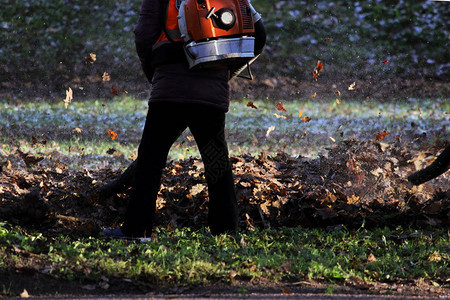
[[106, 148, 116, 155], [348, 82, 356, 90], [347, 194, 360, 205], [312, 60, 324, 80], [83, 53, 97, 64], [102, 72, 111, 82], [276, 102, 287, 112], [107, 129, 118, 140], [301, 116, 311, 123], [246, 100, 258, 109], [72, 127, 83, 134], [17, 149, 44, 168], [64, 87, 73, 109], [316, 60, 323, 72], [111, 86, 119, 96], [374, 127, 390, 141]]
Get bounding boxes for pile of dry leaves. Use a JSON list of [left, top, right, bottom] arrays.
[[0, 139, 448, 236]]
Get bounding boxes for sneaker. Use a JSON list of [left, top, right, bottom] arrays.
[[102, 227, 151, 243]]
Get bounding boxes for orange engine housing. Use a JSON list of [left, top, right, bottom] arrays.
[[183, 0, 255, 42]]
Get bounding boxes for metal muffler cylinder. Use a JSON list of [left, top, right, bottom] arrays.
[[184, 36, 255, 69]]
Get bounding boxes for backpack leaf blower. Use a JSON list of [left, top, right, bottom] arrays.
[[177, 0, 259, 70]]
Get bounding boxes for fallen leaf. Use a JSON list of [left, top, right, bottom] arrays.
[[282, 289, 292, 295], [347, 194, 360, 205], [276, 102, 287, 112], [107, 129, 118, 140], [348, 82, 356, 90], [228, 270, 237, 284], [374, 127, 390, 141], [246, 100, 257, 109], [0, 160, 12, 173], [102, 72, 111, 81], [106, 148, 116, 155], [273, 113, 287, 119], [383, 60, 388, 64], [17, 149, 44, 167], [367, 253, 377, 262], [83, 53, 97, 64], [316, 60, 323, 72], [20, 289, 30, 298], [64, 87, 73, 109], [301, 116, 311, 123], [266, 125, 275, 137], [336, 98, 341, 104], [312, 60, 324, 80], [311, 92, 317, 98], [72, 127, 83, 134], [428, 250, 442, 262], [374, 131, 389, 140], [189, 184, 205, 196], [111, 86, 119, 96]]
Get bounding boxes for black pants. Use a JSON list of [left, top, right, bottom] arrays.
[[122, 102, 238, 236]]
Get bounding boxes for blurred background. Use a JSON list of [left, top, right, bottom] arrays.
[[0, 0, 448, 102]]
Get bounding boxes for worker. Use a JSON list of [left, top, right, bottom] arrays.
[[103, 0, 266, 240]]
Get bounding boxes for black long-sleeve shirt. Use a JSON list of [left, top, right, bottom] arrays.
[[133, 0, 266, 112]]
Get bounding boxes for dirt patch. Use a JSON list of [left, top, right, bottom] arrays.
[[1, 270, 448, 298]]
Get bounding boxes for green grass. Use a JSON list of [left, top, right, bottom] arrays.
[[0, 222, 448, 291], [251, 0, 449, 80], [1, 0, 448, 85], [0, 97, 448, 169]]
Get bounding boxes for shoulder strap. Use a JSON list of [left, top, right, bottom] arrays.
[[161, 0, 182, 42]]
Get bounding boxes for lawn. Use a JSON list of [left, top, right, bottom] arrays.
[[0, 96, 448, 297], [1, 97, 448, 169], [0, 223, 448, 297], [1, 0, 448, 297]]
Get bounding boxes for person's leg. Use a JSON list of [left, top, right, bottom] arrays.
[[189, 105, 238, 235], [122, 102, 187, 237]]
